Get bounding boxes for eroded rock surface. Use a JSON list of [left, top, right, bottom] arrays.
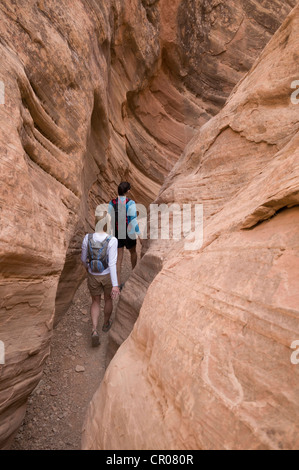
[[0, 0, 160, 449], [83, 4, 299, 450], [107, 0, 297, 362], [0, 0, 296, 450]]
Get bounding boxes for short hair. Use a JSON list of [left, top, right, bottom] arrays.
[[118, 181, 131, 196]]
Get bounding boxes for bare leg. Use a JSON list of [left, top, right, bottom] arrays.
[[90, 295, 101, 332], [129, 245, 137, 270], [103, 291, 113, 326], [117, 247, 124, 285]]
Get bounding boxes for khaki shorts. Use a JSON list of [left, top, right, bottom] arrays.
[[87, 272, 112, 297]]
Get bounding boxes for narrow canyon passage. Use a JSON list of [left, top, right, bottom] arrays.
[[12, 248, 137, 450], [1, 0, 298, 451]]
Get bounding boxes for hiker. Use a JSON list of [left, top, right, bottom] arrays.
[[81, 208, 120, 347], [108, 182, 142, 289]]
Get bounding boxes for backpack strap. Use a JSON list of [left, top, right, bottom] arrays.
[[96, 236, 112, 270], [102, 235, 112, 250], [111, 199, 120, 232]]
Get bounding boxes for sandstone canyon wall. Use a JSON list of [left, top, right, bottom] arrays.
[[83, 4, 299, 450], [106, 0, 298, 363], [0, 0, 296, 450], [0, 0, 159, 449]]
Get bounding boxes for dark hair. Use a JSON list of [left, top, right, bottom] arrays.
[[118, 181, 131, 196]]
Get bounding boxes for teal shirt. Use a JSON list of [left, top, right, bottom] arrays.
[[108, 197, 141, 237]]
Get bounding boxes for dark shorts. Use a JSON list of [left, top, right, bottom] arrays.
[[117, 237, 137, 250]]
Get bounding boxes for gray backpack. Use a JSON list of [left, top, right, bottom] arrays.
[[87, 234, 112, 273]]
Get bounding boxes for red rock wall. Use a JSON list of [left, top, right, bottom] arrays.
[[83, 4, 299, 450], [107, 0, 298, 360], [0, 0, 296, 449]]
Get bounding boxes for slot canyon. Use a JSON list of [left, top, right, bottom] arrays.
[[0, 0, 298, 450]]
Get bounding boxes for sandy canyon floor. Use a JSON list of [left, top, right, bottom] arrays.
[[12, 248, 136, 450]]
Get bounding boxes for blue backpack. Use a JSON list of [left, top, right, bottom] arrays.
[[87, 234, 112, 273]]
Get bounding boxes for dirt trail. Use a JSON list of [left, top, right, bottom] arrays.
[[12, 248, 137, 450]]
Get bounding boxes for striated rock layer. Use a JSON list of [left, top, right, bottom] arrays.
[[0, 0, 295, 450], [83, 5, 299, 450], [107, 0, 297, 363], [0, 0, 159, 449]]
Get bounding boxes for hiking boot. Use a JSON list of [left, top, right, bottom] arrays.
[[102, 319, 113, 333], [91, 330, 100, 347]]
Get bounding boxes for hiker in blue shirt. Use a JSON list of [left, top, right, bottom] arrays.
[[108, 182, 143, 289]]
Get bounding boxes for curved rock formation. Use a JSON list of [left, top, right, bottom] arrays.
[[124, 0, 298, 188], [107, 0, 297, 362], [82, 4, 299, 450], [0, 0, 160, 449], [0, 0, 295, 450]]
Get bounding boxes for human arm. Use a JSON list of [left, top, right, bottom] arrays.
[[108, 237, 120, 298], [107, 237, 119, 288], [111, 286, 120, 299], [127, 200, 142, 237]]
